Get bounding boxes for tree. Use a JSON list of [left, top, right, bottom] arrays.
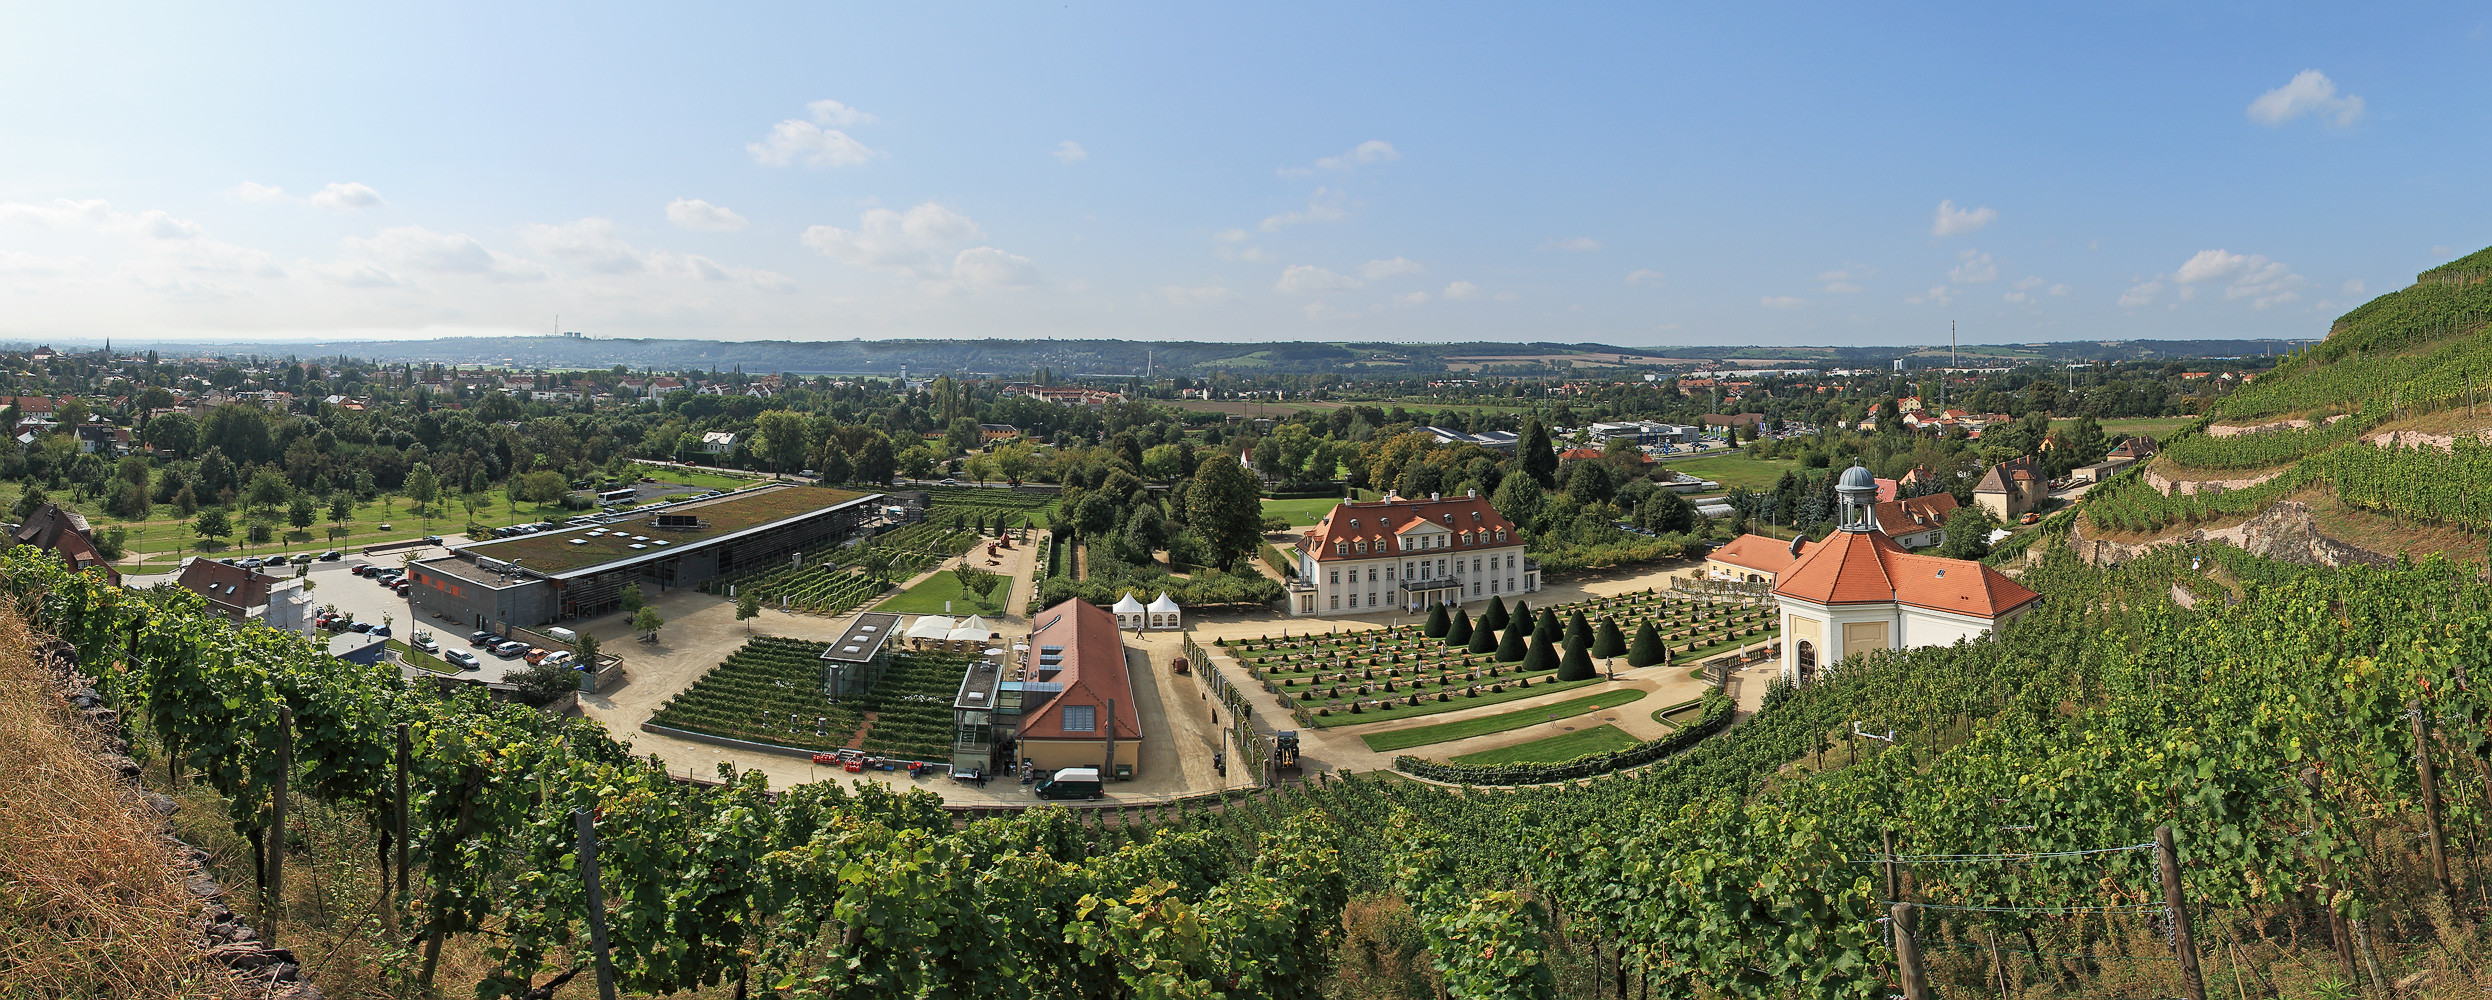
[[736, 590, 761, 631], [1520, 417, 1558, 488], [620, 583, 645, 616], [1639, 492, 1697, 535], [174, 483, 198, 516], [405, 462, 440, 517], [573, 630, 601, 668], [1491, 471, 1545, 536], [1937, 505, 1997, 560], [192, 507, 230, 547], [142, 410, 196, 455], [1511, 601, 1534, 636], [630, 607, 665, 639], [1423, 603, 1450, 639], [1564, 610, 1591, 651], [1525, 629, 1560, 673], [1627, 620, 1665, 667], [1467, 620, 1498, 655], [817, 447, 853, 485], [1186, 453, 1263, 570], [509, 658, 577, 708], [754, 409, 814, 472], [246, 469, 292, 514], [953, 565, 1003, 610], [1478, 594, 1509, 633], [1592, 616, 1628, 659], [519, 470, 568, 508], [288, 494, 316, 532], [1495, 619, 1528, 663], [1445, 608, 1472, 647], [1557, 639, 1596, 681], [1563, 461, 1617, 507]]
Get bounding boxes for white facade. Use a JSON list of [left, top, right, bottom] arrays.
[[1145, 592, 1182, 630], [1776, 598, 2021, 685], [1291, 530, 1536, 616]]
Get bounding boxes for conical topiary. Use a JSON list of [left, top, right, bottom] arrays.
[[1565, 610, 1591, 650], [1532, 608, 1560, 644], [1423, 602, 1450, 639], [1496, 619, 1529, 662], [1558, 640, 1596, 681], [1480, 595, 1509, 632], [1627, 620, 1665, 667], [1446, 608, 1473, 647], [1468, 620, 1499, 655], [1510, 600, 1531, 633], [1592, 616, 1628, 659], [1525, 629, 1560, 673]]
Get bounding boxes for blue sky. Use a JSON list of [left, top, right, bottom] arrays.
[[1, 3, 2487, 347]]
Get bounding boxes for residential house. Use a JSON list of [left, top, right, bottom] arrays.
[[1012, 599, 1144, 776], [1972, 455, 2047, 522], [1866, 492, 1961, 549], [9, 503, 119, 584], [699, 431, 738, 456], [175, 558, 313, 634]]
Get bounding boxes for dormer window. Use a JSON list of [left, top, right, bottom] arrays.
[[1495, 529, 1506, 543], [1356, 539, 1367, 554], [1336, 541, 1348, 556]]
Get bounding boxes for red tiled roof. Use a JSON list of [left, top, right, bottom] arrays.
[[1868, 493, 1960, 535], [176, 559, 279, 615], [1017, 599, 1142, 742], [1708, 533, 1817, 576], [1772, 529, 2040, 617], [1297, 495, 1521, 563]]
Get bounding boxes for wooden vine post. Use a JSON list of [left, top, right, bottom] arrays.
[[266, 703, 291, 947], [2411, 703, 2452, 894], [2156, 825, 2206, 1000], [1890, 902, 1931, 1000], [577, 809, 619, 1000], [395, 722, 411, 903]]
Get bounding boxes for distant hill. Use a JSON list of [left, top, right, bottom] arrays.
[[88, 335, 2310, 376], [2077, 247, 2492, 565]]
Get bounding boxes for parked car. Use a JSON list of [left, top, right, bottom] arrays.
[[469, 630, 496, 647], [320, 550, 343, 561], [422, 535, 443, 545], [524, 647, 550, 664], [290, 553, 314, 565], [369, 624, 391, 638], [412, 634, 440, 654], [444, 650, 480, 670], [241, 557, 264, 570], [493, 640, 529, 658], [939, 478, 961, 485], [349, 622, 374, 633], [350, 564, 370, 576], [540, 650, 573, 668]]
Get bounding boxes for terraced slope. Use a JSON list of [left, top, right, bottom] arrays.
[[2082, 247, 2492, 541]]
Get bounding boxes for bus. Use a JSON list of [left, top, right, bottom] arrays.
[[597, 488, 636, 506]]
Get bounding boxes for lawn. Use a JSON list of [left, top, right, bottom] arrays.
[[1306, 675, 1605, 728], [875, 568, 1009, 616], [1449, 724, 1642, 766], [637, 463, 763, 491], [1653, 454, 1800, 491], [2073, 416, 2197, 440], [1261, 496, 1345, 526], [1358, 686, 1648, 752], [386, 638, 460, 675]]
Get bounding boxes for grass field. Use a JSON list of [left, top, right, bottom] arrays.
[[1305, 675, 1606, 729], [1449, 723, 1642, 766], [875, 569, 1007, 615], [1653, 454, 1801, 491], [2074, 416, 2197, 440], [1358, 686, 1647, 752], [1261, 496, 1344, 526], [386, 638, 460, 675]]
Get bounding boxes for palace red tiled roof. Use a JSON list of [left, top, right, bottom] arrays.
[[1772, 528, 2040, 617], [1298, 495, 1520, 562]]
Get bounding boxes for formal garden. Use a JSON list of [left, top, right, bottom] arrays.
[[644, 636, 967, 763]]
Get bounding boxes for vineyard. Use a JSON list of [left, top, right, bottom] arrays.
[[646, 637, 965, 762], [1218, 588, 1776, 726], [699, 556, 890, 615], [2083, 438, 2492, 535], [29, 531, 2492, 997]]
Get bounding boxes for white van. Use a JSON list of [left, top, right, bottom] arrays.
[[545, 627, 579, 645]]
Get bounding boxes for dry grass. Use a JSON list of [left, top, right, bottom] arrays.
[[0, 605, 241, 999]]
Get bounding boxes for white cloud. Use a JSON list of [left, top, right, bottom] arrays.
[[951, 247, 1040, 290], [2343, 278, 2365, 294], [750, 100, 880, 167], [1442, 280, 1485, 301], [0, 250, 82, 276], [1157, 285, 1238, 305], [806, 99, 877, 127], [0, 198, 284, 281], [1625, 269, 1665, 286], [2170, 248, 2304, 307], [1359, 256, 1425, 281], [1053, 140, 1088, 164], [348, 225, 545, 281], [1275, 265, 1362, 295], [1259, 188, 1348, 232], [309, 182, 384, 212], [520, 218, 654, 274], [1931, 200, 1996, 237], [1905, 285, 1956, 306], [800, 202, 981, 274], [1949, 250, 1998, 284], [1213, 229, 1250, 243], [1816, 263, 1872, 293], [2248, 70, 2365, 127], [667, 198, 748, 231], [1280, 140, 1399, 176], [2118, 280, 2163, 308], [2012, 276, 2045, 290], [1538, 237, 1603, 252], [231, 182, 289, 204], [1761, 295, 1807, 309], [2050, 283, 2070, 296]]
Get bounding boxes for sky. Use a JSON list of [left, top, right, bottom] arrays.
[[2, 4, 2490, 348]]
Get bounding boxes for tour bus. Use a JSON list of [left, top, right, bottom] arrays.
[[597, 487, 636, 506]]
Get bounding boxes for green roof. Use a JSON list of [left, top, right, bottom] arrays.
[[461, 485, 872, 576]]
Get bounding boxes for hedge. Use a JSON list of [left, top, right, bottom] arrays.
[[1392, 690, 1733, 785]]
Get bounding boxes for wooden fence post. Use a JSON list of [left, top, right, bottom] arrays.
[[2412, 704, 2452, 894], [266, 704, 291, 947], [395, 722, 411, 902], [576, 809, 619, 1000], [1892, 902, 1932, 1000], [2157, 824, 2207, 1000]]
